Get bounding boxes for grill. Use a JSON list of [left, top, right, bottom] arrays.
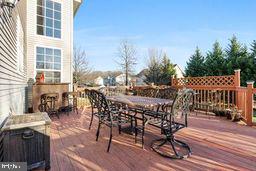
[[0, 112, 51, 170]]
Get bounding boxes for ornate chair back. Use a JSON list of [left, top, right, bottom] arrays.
[[157, 87, 177, 100], [41, 93, 59, 113], [137, 87, 159, 98], [86, 89, 99, 108], [95, 91, 112, 122], [171, 89, 194, 126]]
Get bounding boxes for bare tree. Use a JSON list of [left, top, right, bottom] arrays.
[[116, 40, 137, 86], [73, 46, 91, 84]]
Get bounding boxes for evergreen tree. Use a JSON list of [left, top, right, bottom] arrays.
[[144, 55, 162, 85], [205, 41, 226, 76], [159, 53, 176, 85], [225, 36, 243, 74], [225, 36, 250, 86], [185, 47, 205, 77], [145, 50, 176, 85], [249, 40, 256, 85], [251, 40, 256, 56]]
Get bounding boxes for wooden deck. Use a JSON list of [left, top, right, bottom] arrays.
[[47, 108, 256, 171]]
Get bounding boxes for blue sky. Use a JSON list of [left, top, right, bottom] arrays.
[[74, 0, 256, 73]]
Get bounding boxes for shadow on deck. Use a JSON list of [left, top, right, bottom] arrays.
[[47, 108, 256, 171]]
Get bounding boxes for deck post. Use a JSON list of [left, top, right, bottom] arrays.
[[246, 81, 254, 126], [171, 75, 175, 86], [234, 69, 241, 87], [73, 83, 78, 92], [234, 69, 241, 110]]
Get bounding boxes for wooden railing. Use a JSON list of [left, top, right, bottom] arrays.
[[172, 69, 255, 126], [75, 86, 129, 107], [253, 89, 256, 124], [192, 88, 237, 111], [77, 89, 90, 107], [172, 75, 235, 87], [75, 87, 94, 107]]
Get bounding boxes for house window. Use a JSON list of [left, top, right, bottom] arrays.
[[36, 47, 61, 83], [37, 0, 61, 38]]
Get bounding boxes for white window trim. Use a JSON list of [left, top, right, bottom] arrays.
[[35, 0, 63, 40], [34, 45, 63, 83]]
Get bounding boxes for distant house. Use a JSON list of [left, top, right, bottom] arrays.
[[131, 77, 147, 86], [115, 74, 131, 85], [136, 69, 148, 85], [103, 76, 116, 86], [94, 76, 104, 86], [135, 65, 184, 85], [174, 64, 184, 78]]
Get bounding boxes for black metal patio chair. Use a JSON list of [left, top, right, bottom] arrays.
[[155, 87, 178, 112], [40, 93, 60, 118], [94, 91, 131, 152], [85, 89, 99, 130], [150, 88, 194, 159], [133, 88, 178, 148]]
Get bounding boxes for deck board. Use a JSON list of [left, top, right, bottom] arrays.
[[45, 108, 256, 171]]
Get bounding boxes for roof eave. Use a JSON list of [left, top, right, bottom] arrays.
[[73, 0, 83, 16]]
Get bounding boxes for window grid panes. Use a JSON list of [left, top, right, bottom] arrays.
[[36, 47, 61, 83], [37, 0, 61, 38]]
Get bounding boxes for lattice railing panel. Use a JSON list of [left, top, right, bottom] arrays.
[[172, 75, 235, 87]]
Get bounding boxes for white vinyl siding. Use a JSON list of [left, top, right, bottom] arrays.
[[0, 6, 27, 125]]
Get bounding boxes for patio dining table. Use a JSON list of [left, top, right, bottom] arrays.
[[106, 95, 173, 109], [106, 95, 173, 137]]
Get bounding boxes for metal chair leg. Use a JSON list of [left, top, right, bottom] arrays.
[[151, 136, 191, 159], [130, 115, 133, 128], [118, 125, 121, 134], [134, 118, 138, 143], [76, 107, 78, 115], [89, 108, 94, 130], [141, 125, 145, 149], [56, 111, 60, 119], [170, 138, 179, 157], [107, 126, 113, 152], [134, 115, 146, 147], [173, 138, 191, 155], [96, 122, 101, 141]]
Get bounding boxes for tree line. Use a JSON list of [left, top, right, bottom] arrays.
[[144, 49, 176, 85], [116, 40, 176, 86], [185, 36, 256, 86]]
